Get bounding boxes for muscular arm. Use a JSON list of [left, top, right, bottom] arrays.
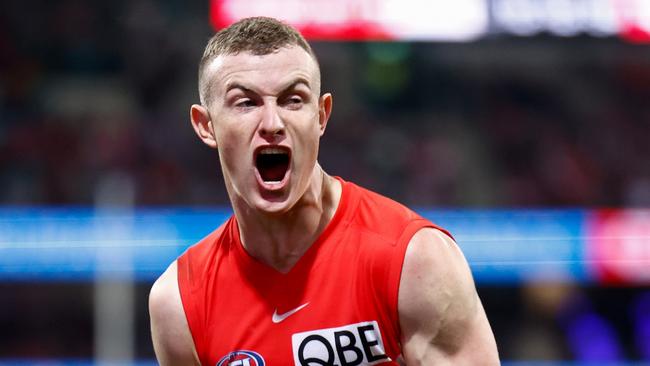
[[149, 261, 201, 366], [398, 228, 499, 365]]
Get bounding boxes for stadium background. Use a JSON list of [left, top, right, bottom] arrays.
[[0, 0, 649, 364]]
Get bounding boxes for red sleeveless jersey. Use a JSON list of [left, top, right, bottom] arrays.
[[177, 178, 451, 366]]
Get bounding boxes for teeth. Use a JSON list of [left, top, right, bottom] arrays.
[[259, 147, 287, 155]]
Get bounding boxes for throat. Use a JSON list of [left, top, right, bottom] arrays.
[[241, 232, 315, 273], [236, 170, 342, 273], [238, 210, 325, 273], [256, 154, 289, 182]]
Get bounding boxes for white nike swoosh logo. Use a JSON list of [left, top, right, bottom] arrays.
[[272, 302, 309, 323]]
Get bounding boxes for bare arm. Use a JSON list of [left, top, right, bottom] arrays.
[[149, 261, 201, 366], [399, 228, 499, 365]]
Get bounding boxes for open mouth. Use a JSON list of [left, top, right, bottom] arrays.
[[255, 147, 290, 183]]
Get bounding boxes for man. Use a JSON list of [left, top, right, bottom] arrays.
[[149, 16, 499, 365]]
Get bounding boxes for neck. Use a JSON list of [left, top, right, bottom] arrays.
[[234, 166, 342, 273]]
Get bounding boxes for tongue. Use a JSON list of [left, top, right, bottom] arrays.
[[261, 164, 286, 182]]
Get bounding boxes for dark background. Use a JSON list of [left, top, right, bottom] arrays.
[[1, 0, 649, 363]]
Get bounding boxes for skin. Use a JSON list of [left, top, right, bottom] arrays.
[[398, 229, 500, 365], [149, 45, 499, 365]]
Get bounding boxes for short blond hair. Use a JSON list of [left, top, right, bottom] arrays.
[[198, 16, 318, 105]]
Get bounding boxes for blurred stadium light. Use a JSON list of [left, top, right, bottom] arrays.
[[211, 0, 489, 41], [210, 0, 650, 42]]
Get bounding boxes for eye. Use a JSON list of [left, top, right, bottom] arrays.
[[283, 95, 303, 109], [235, 99, 256, 108]]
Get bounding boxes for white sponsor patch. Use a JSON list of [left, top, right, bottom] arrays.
[[292, 321, 391, 365]]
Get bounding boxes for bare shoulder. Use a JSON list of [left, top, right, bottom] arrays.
[[398, 228, 499, 365], [149, 261, 200, 366]]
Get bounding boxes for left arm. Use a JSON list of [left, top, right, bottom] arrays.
[[398, 228, 499, 365]]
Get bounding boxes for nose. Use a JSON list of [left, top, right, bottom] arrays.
[[258, 103, 285, 140]]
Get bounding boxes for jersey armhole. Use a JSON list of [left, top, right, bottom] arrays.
[[387, 220, 454, 344], [176, 253, 205, 365]]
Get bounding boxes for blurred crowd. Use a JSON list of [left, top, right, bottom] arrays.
[[1, 0, 648, 208], [1, 0, 649, 363]]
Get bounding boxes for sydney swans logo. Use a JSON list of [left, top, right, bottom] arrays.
[[216, 350, 265, 366]]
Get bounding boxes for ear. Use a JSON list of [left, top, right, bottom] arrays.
[[190, 104, 218, 149], [318, 93, 333, 136]]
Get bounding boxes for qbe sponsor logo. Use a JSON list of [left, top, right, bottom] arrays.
[[216, 350, 265, 366], [292, 320, 391, 365]]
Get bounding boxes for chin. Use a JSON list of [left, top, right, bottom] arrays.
[[246, 187, 289, 212], [253, 200, 294, 216]]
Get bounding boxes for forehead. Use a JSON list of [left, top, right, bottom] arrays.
[[205, 46, 320, 95]]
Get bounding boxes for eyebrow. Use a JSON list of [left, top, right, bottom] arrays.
[[225, 82, 252, 94], [282, 78, 311, 92], [224, 77, 312, 95]]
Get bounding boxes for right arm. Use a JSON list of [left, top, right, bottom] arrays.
[[398, 228, 499, 365], [149, 260, 201, 366]]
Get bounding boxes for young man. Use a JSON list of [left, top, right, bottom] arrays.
[[149, 17, 499, 366]]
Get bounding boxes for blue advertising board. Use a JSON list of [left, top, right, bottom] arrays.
[[0, 207, 593, 283]]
